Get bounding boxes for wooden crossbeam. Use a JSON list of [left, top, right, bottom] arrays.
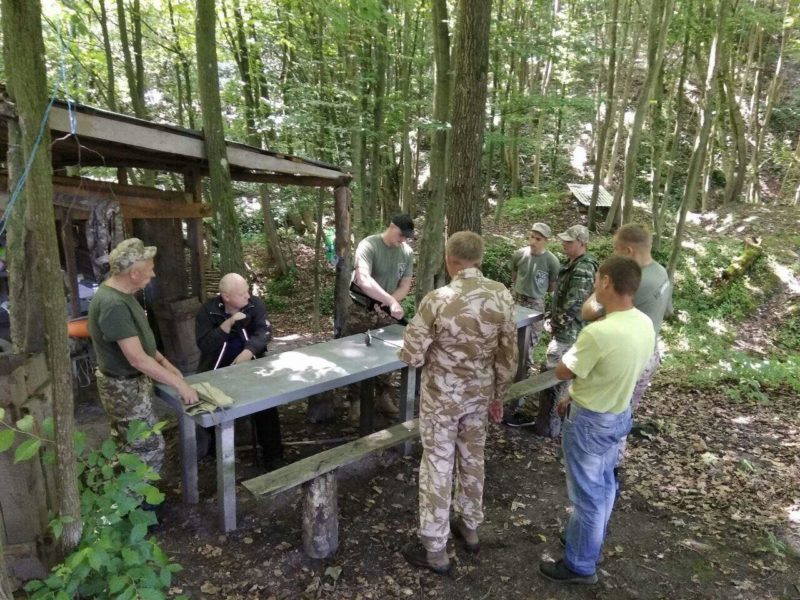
[[243, 418, 419, 498]]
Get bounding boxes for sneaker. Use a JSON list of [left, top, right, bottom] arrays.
[[559, 533, 604, 564], [402, 543, 452, 575], [539, 560, 597, 585], [503, 412, 536, 427], [450, 517, 480, 554]]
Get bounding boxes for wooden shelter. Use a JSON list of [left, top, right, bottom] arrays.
[[0, 95, 353, 358], [0, 95, 353, 582]]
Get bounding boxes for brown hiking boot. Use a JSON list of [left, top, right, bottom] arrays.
[[376, 392, 400, 417], [402, 542, 451, 575], [451, 517, 480, 554]]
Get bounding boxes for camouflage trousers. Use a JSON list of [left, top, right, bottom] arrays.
[[341, 301, 398, 403], [95, 370, 165, 474], [418, 409, 488, 552], [514, 293, 546, 373], [617, 347, 662, 465]]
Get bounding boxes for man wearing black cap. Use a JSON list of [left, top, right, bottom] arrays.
[[346, 214, 415, 422]]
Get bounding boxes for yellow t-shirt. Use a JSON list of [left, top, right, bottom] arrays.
[[562, 308, 655, 414]]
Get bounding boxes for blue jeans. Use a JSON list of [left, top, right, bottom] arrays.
[[562, 403, 632, 575]]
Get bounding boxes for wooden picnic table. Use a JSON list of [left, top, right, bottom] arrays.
[[155, 304, 542, 532]]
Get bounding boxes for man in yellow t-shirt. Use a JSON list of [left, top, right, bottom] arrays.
[[540, 256, 654, 585]]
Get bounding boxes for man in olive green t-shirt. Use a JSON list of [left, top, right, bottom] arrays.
[[539, 256, 654, 585], [89, 238, 198, 475], [344, 214, 415, 421], [509, 222, 560, 370]]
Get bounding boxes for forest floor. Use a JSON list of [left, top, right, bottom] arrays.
[[74, 197, 800, 600]]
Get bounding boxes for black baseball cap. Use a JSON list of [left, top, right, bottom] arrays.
[[391, 214, 415, 239]]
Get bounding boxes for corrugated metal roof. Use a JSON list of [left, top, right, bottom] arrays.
[[567, 183, 613, 207]]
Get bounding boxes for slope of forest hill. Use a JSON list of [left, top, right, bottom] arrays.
[[146, 200, 800, 599]]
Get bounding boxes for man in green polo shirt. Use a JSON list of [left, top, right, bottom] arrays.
[[540, 256, 654, 585]]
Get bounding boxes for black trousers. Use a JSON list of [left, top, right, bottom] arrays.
[[196, 407, 283, 462]]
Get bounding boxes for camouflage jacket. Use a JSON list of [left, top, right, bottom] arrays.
[[398, 268, 517, 416], [550, 253, 599, 344]]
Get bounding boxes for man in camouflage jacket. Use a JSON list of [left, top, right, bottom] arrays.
[[534, 224, 598, 437], [398, 231, 517, 575]]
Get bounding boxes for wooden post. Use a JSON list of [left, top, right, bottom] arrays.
[[184, 169, 205, 300], [59, 209, 81, 318], [359, 378, 375, 437], [332, 185, 352, 338], [301, 472, 339, 558]]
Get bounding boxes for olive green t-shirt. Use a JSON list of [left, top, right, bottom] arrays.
[[562, 308, 655, 414], [351, 234, 414, 295], [510, 248, 560, 299], [88, 284, 157, 378], [634, 261, 672, 338]]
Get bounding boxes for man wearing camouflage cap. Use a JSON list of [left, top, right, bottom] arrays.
[[399, 231, 517, 575], [512, 225, 598, 436], [89, 238, 198, 475], [508, 222, 560, 372]]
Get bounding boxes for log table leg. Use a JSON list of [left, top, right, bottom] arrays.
[[178, 414, 199, 504], [359, 378, 375, 437], [215, 421, 237, 532], [515, 324, 531, 382], [302, 472, 339, 558]]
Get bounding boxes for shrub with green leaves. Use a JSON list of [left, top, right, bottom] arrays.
[[0, 410, 184, 600], [481, 238, 517, 288]]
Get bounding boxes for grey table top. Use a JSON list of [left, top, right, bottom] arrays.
[[156, 304, 542, 427], [156, 332, 405, 427]]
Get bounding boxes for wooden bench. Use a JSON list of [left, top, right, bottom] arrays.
[[242, 419, 419, 558], [242, 369, 562, 558]]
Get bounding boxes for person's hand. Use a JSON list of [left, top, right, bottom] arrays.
[[232, 349, 254, 365], [488, 400, 503, 423], [231, 312, 246, 322], [556, 395, 571, 418], [388, 300, 405, 320], [164, 361, 183, 378], [177, 381, 199, 406]]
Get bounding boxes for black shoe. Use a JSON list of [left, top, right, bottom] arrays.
[[503, 412, 536, 427], [539, 560, 597, 585], [558, 532, 605, 564], [402, 543, 452, 575]]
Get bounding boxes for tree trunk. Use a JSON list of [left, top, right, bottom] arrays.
[[98, 0, 117, 112], [446, 0, 493, 235], [195, 0, 245, 276], [588, 0, 620, 228], [415, 0, 450, 302], [399, 5, 420, 216], [2, 0, 82, 552], [720, 55, 747, 205], [368, 0, 389, 230], [608, 0, 673, 226], [668, 0, 727, 279]]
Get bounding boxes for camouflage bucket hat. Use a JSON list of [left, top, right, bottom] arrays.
[[557, 225, 590, 244], [109, 238, 157, 274]]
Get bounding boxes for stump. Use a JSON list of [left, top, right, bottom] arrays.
[[301, 472, 339, 558]]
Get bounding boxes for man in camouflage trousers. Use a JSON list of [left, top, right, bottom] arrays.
[[399, 231, 517, 575], [89, 238, 198, 475], [533, 225, 598, 438], [345, 214, 415, 422]]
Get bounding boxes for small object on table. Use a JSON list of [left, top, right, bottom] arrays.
[[364, 329, 372, 346]]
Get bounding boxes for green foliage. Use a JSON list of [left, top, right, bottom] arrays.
[[0, 415, 184, 600], [263, 268, 298, 312], [499, 192, 561, 222], [775, 311, 800, 353], [661, 244, 798, 400], [481, 238, 518, 288]]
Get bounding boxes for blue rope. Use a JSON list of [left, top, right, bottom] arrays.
[[0, 18, 76, 240]]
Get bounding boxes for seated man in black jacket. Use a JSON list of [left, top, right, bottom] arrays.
[[195, 272, 283, 467]]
